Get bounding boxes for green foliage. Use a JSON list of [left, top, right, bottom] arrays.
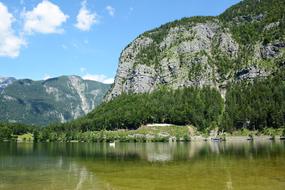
[[60, 87, 224, 132], [132, 16, 217, 68], [34, 125, 191, 142], [185, 52, 208, 81], [230, 128, 256, 137], [0, 126, 12, 140], [221, 70, 285, 131], [126, 0, 285, 71], [0, 76, 111, 126], [262, 128, 283, 136], [48, 69, 285, 135], [134, 45, 160, 67], [0, 123, 38, 141], [220, 0, 285, 45], [209, 50, 236, 80], [143, 16, 215, 44], [1, 0, 285, 142], [17, 133, 33, 142]]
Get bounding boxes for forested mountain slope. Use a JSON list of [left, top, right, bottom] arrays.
[[0, 76, 110, 126], [62, 0, 285, 132], [106, 0, 285, 100]]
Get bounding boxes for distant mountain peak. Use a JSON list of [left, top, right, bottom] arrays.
[[0, 75, 111, 126], [0, 77, 16, 93]]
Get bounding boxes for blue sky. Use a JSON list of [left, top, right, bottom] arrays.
[[0, 0, 240, 83]]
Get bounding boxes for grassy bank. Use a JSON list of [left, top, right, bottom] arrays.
[[2, 125, 285, 143], [39, 125, 192, 142]]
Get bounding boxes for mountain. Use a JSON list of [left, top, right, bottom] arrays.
[[59, 0, 285, 132], [0, 76, 110, 126], [0, 77, 16, 93], [106, 0, 285, 101]]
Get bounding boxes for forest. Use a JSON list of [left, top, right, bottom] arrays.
[[1, 70, 284, 142]]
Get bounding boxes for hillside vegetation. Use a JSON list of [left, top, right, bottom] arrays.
[[0, 76, 110, 125], [64, 0, 285, 133], [1, 0, 285, 140]]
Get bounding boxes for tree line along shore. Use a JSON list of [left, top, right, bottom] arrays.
[[1, 124, 285, 143]]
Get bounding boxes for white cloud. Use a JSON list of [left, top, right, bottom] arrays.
[[82, 74, 114, 84], [75, 0, 98, 31], [80, 68, 113, 84], [106, 5, 115, 16], [23, 0, 69, 34], [0, 2, 25, 58], [43, 74, 51, 80]]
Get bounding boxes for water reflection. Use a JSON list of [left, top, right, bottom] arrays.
[[0, 141, 285, 190], [1, 141, 285, 162], [0, 151, 101, 190]]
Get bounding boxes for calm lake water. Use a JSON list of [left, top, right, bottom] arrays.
[[0, 141, 285, 190]]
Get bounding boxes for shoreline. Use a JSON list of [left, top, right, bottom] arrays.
[[2, 135, 285, 143], [2, 125, 285, 143]]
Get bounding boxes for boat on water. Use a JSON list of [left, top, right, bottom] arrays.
[[211, 137, 222, 142]]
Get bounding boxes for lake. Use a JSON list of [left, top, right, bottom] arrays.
[[0, 141, 285, 190]]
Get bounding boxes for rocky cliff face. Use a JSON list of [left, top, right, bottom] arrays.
[[106, 0, 285, 100], [0, 76, 110, 125]]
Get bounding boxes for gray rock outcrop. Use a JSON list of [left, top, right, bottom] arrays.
[[105, 3, 285, 101]]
